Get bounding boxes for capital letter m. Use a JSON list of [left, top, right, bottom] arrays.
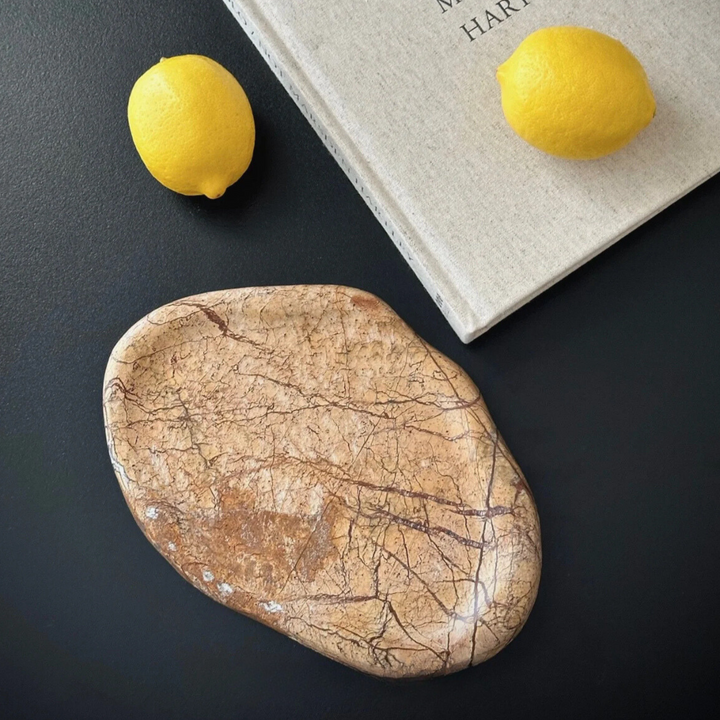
[[437, 0, 462, 13]]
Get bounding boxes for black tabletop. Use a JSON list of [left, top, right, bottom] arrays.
[[2, 2, 719, 718]]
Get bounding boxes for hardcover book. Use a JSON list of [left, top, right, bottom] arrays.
[[221, 0, 720, 342]]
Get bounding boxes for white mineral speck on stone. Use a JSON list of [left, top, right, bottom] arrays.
[[202, 570, 215, 582], [261, 601, 283, 614], [145, 507, 159, 519], [168, 542, 177, 551], [218, 582, 233, 596]]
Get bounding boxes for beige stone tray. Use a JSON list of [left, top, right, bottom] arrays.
[[103, 285, 541, 678]]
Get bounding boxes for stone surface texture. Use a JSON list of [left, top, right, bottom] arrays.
[[103, 286, 541, 678]]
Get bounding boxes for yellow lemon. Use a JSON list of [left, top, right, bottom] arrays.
[[497, 27, 656, 160], [128, 55, 255, 198]]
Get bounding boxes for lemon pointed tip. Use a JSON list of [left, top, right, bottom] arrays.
[[203, 186, 227, 200]]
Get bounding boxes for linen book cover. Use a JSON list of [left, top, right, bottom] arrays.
[[221, 0, 720, 342]]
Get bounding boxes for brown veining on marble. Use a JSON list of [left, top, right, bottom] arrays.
[[103, 286, 541, 678]]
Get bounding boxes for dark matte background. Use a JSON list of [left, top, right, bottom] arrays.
[[1, 1, 719, 718]]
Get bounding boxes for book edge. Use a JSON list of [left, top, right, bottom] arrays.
[[464, 164, 720, 343], [221, 0, 479, 342]]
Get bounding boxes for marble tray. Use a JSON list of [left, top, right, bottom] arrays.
[[103, 285, 541, 678]]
